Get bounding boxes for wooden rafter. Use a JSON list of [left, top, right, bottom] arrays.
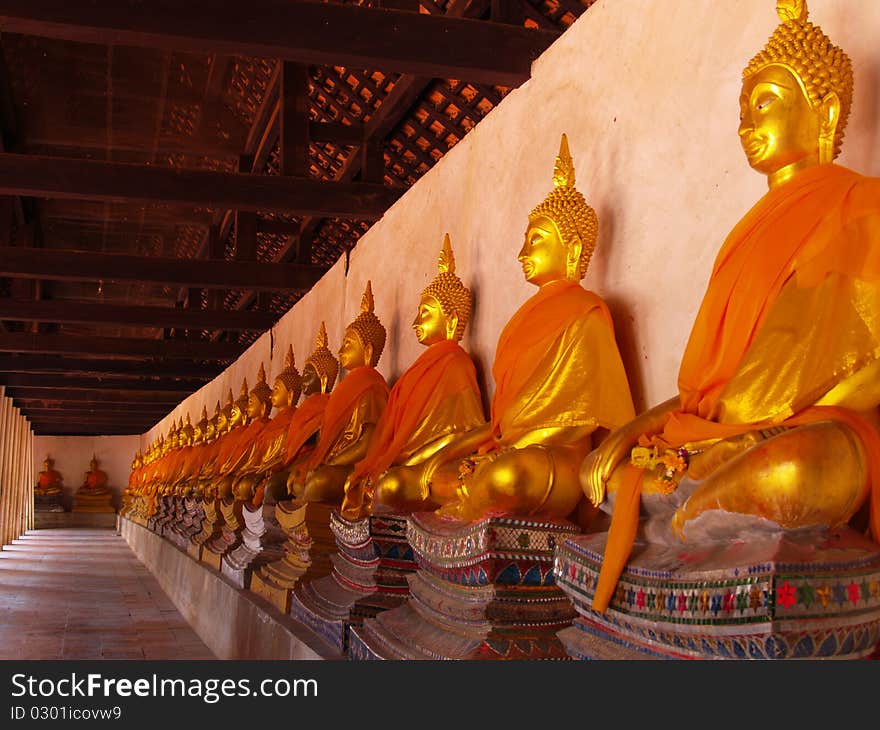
[[0, 154, 403, 217], [0, 356, 222, 379], [0, 247, 327, 291], [0, 0, 559, 86], [0, 333, 243, 359]]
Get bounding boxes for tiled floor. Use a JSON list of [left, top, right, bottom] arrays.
[[0, 528, 215, 660]]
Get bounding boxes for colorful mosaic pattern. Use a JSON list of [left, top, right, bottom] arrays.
[[554, 528, 880, 659]]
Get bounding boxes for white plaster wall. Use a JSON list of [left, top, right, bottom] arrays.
[[33, 435, 140, 510], [133, 0, 880, 444]]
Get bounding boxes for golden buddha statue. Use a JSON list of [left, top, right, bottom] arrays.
[[36, 455, 63, 497], [212, 379, 253, 499], [74, 454, 115, 513], [282, 323, 339, 489], [292, 282, 390, 503], [228, 363, 276, 503], [416, 135, 635, 523], [231, 345, 303, 503], [340, 235, 486, 518], [583, 0, 880, 612]]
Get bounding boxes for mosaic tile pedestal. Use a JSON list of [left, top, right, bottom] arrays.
[[188, 498, 223, 561], [146, 496, 171, 532], [554, 527, 880, 660], [158, 497, 183, 539], [288, 510, 414, 653], [201, 498, 242, 572], [34, 494, 64, 513], [221, 497, 287, 589], [176, 497, 205, 550], [349, 513, 580, 660], [250, 500, 336, 614]]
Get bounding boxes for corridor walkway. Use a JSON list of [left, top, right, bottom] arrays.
[[0, 528, 215, 660]]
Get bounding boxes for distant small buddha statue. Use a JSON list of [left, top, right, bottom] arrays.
[[212, 379, 254, 500], [36, 456, 63, 497], [283, 323, 339, 492], [583, 0, 880, 612], [293, 282, 390, 503], [420, 135, 635, 523], [340, 234, 486, 518], [231, 345, 302, 504], [228, 364, 276, 503], [74, 455, 115, 513]]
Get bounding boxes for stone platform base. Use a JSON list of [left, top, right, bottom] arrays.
[[249, 501, 336, 614], [119, 517, 338, 660], [554, 527, 880, 660], [350, 513, 580, 660], [289, 510, 415, 654], [35, 511, 117, 529], [34, 494, 64, 513]]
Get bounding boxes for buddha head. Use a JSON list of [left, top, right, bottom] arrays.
[[208, 401, 222, 440], [339, 281, 386, 370], [230, 379, 249, 428], [739, 0, 852, 184], [220, 389, 235, 433], [247, 363, 273, 421], [42, 455, 53, 472], [413, 234, 472, 345], [89, 455, 99, 471], [180, 415, 194, 448], [272, 344, 302, 410], [521, 134, 598, 286], [303, 322, 340, 395], [193, 406, 209, 445]]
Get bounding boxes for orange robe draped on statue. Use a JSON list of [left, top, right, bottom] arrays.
[[595, 163, 880, 612], [483, 279, 634, 454], [305, 367, 389, 470], [348, 339, 484, 485], [283, 394, 330, 467]]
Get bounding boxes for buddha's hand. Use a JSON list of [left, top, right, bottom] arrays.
[[580, 397, 680, 508]]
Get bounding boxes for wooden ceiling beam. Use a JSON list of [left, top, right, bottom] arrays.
[[0, 298, 277, 331], [0, 153, 404, 217], [5, 386, 185, 403], [2, 373, 206, 392], [19, 402, 169, 415], [0, 247, 327, 291], [0, 1, 559, 86], [0, 332, 242, 359], [0, 355, 221, 379]]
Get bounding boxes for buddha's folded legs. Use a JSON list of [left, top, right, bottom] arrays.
[[372, 463, 439, 513], [671, 421, 869, 541], [301, 464, 351, 503], [439, 443, 587, 522]]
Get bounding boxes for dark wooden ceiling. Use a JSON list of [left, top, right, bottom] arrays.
[[0, 0, 595, 436]]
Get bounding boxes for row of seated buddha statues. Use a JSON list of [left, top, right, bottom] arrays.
[[122, 0, 880, 660]]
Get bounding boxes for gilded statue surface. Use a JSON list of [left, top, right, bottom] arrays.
[[417, 135, 636, 523], [36, 456, 63, 496], [583, 0, 880, 611], [339, 235, 486, 519], [281, 323, 339, 494], [289, 283, 390, 504]]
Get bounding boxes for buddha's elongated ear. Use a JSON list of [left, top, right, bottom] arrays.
[[566, 235, 584, 281], [364, 342, 374, 368], [818, 90, 841, 164], [445, 313, 459, 341]]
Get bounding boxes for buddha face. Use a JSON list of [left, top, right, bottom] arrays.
[[412, 294, 453, 346], [229, 403, 244, 428], [738, 64, 821, 180], [339, 327, 369, 370], [301, 364, 321, 396], [518, 215, 570, 287], [246, 393, 265, 420], [271, 378, 291, 409], [216, 409, 228, 433], [205, 421, 216, 440], [192, 425, 204, 445]]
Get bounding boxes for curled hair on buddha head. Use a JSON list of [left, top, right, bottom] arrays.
[[346, 280, 386, 366], [528, 133, 598, 281], [274, 344, 302, 404], [250, 362, 273, 408], [743, 0, 853, 159], [420, 233, 472, 342], [304, 321, 340, 393]]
